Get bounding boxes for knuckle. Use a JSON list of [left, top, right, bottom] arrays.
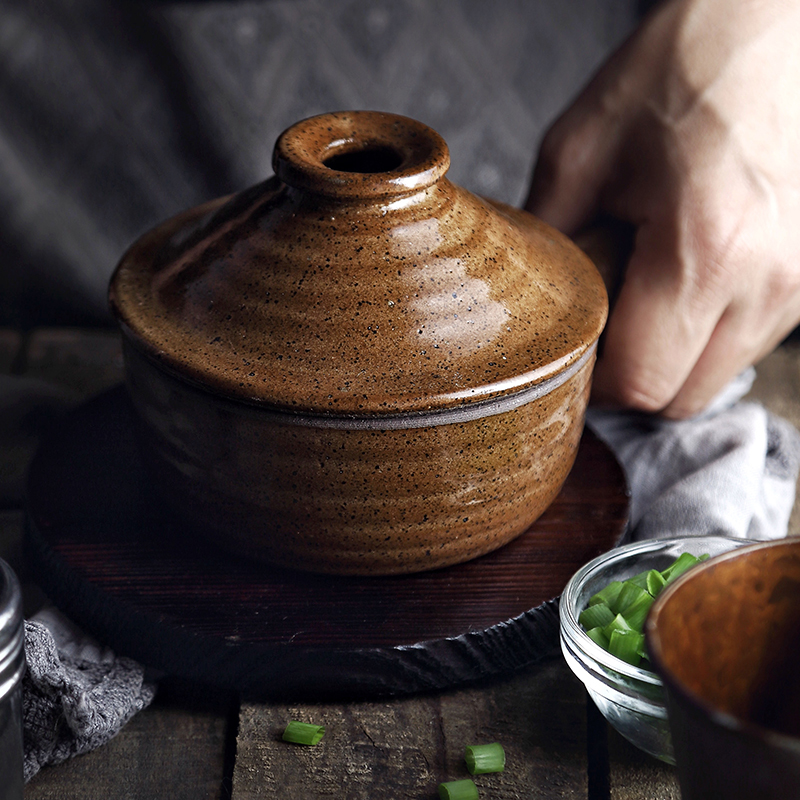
[[537, 125, 595, 187], [612, 374, 674, 415]]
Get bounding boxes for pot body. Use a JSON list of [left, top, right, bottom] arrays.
[[110, 111, 607, 575], [123, 338, 594, 574]]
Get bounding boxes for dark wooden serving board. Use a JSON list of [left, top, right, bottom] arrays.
[[25, 386, 629, 699]]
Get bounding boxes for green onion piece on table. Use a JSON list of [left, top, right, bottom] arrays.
[[282, 720, 326, 745], [438, 778, 479, 800], [464, 742, 505, 775]]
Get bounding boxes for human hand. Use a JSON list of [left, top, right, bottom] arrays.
[[525, 0, 800, 419]]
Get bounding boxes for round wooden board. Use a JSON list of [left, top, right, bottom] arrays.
[[25, 386, 629, 699]]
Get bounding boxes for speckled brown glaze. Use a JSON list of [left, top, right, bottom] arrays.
[[109, 111, 608, 575], [645, 539, 800, 799]]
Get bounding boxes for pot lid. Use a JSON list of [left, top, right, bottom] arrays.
[[109, 111, 607, 415]]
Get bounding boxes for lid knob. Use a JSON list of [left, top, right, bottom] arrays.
[[272, 111, 450, 199]]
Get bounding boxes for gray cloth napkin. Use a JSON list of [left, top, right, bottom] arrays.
[[587, 369, 800, 542], [22, 608, 156, 782]]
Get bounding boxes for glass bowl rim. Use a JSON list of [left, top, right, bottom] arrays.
[[559, 535, 757, 687]]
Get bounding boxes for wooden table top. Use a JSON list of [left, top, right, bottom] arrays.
[[4, 327, 799, 800]]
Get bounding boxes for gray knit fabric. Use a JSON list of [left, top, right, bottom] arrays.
[[22, 614, 155, 782], [587, 370, 800, 543]]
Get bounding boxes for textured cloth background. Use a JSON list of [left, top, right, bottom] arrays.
[[0, 0, 643, 326]]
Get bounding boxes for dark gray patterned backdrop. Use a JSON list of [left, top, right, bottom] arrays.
[[0, 0, 641, 325]]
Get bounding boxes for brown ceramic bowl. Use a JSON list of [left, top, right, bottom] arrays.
[[109, 111, 608, 575], [645, 537, 800, 799]]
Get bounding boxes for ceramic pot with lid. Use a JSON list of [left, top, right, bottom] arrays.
[[109, 111, 608, 575]]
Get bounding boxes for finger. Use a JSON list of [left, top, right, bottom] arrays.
[[526, 92, 636, 235], [590, 224, 724, 413], [662, 293, 800, 419], [525, 116, 603, 233], [524, 22, 655, 234]]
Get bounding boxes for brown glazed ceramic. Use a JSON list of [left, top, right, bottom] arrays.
[[645, 538, 800, 800], [109, 111, 607, 575]]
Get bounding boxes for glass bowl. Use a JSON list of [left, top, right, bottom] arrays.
[[559, 536, 754, 763]]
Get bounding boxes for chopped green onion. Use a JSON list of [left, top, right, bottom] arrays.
[[464, 742, 505, 775], [624, 570, 652, 591], [585, 626, 610, 649], [579, 602, 615, 630], [602, 612, 635, 640], [662, 552, 703, 584], [608, 629, 644, 666], [646, 568, 667, 596], [438, 778, 479, 800], [621, 590, 655, 633], [580, 551, 710, 667], [588, 580, 624, 609], [613, 580, 648, 615], [282, 720, 326, 746]]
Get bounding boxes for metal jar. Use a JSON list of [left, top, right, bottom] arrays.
[[0, 559, 24, 800]]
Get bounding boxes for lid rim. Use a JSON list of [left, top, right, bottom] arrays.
[[121, 331, 597, 424]]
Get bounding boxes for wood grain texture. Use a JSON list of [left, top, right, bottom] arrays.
[[24, 683, 236, 800], [607, 729, 680, 800], [24, 385, 628, 699], [233, 657, 588, 800]]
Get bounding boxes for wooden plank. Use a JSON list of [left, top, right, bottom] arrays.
[[232, 657, 588, 799], [25, 682, 237, 800], [606, 728, 680, 800]]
